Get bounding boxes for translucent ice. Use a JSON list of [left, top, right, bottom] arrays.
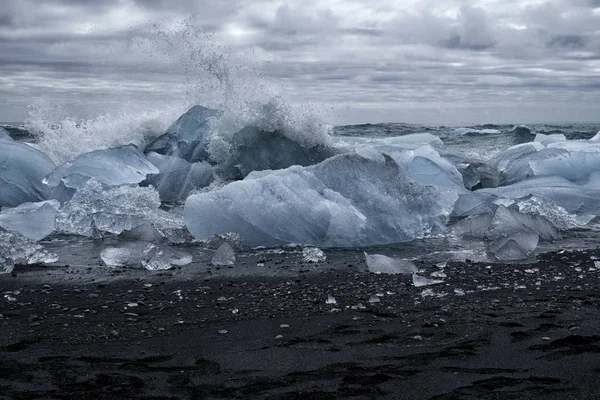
[[44, 145, 158, 190], [302, 247, 326, 263], [534, 133, 566, 146], [489, 231, 539, 261], [141, 244, 192, 271], [0, 228, 58, 273], [460, 162, 501, 190], [211, 242, 236, 266], [100, 244, 145, 267], [56, 179, 184, 238], [412, 274, 444, 287], [0, 137, 55, 207], [144, 105, 221, 162], [0, 200, 59, 241], [0, 127, 9, 139], [487, 205, 559, 241], [118, 223, 166, 243], [143, 152, 214, 203], [185, 152, 455, 247], [365, 252, 417, 275]]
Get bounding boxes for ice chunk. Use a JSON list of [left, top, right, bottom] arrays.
[[452, 192, 497, 217], [489, 142, 543, 174], [144, 105, 221, 162], [302, 247, 326, 263], [479, 176, 600, 215], [0, 127, 10, 139], [101, 242, 192, 270], [0, 200, 59, 241], [489, 231, 539, 261], [487, 205, 559, 241], [510, 125, 535, 144], [56, 179, 185, 239], [44, 145, 158, 190], [365, 252, 417, 275], [460, 162, 501, 190], [452, 212, 493, 238], [143, 152, 214, 203], [0, 138, 55, 207], [0, 228, 58, 273], [211, 242, 236, 266], [412, 274, 444, 287], [185, 152, 455, 247], [516, 196, 592, 230], [205, 233, 250, 252], [591, 131, 600, 142], [141, 244, 192, 271], [534, 133, 566, 146]]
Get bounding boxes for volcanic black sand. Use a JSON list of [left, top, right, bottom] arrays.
[[2, 248, 600, 399]]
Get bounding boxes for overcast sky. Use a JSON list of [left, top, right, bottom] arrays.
[[1, 0, 599, 125]]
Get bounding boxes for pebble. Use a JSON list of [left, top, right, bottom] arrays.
[[280, 324, 290, 329]]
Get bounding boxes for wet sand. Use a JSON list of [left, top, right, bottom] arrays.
[[2, 248, 600, 399]]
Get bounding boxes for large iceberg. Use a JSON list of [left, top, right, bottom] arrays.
[[44, 145, 158, 190], [0, 137, 55, 207], [0, 200, 59, 241], [143, 152, 214, 203], [184, 152, 456, 247]]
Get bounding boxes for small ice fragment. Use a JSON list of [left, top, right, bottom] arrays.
[[280, 324, 290, 329], [127, 303, 138, 307], [351, 303, 366, 310], [454, 288, 465, 296], [218, 330, 228, 334], [302, 247, 326, 263], [231, 309, 239, 314], [211, 242, 235, 266], [326, 295, 337, 304], [101, 246, 138, 267], [368, 295, 380, 303], [142, 245, 192, 271], [431, 271, 447, 278], [412, 274, 444, 287], [436, 262, 447, 269], [365, 252, 417, 275], [594, 261, 600, 269]]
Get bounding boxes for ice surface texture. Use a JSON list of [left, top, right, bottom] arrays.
[[0, 137, 55, 207], [44, 145, 158, 190], [185, 152, 456, 247]]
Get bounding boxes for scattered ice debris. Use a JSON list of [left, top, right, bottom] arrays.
[[351, 303, 366, 310], [302, 247, 326, 263], [368, 295, 380, 303], [0, 137, 55, 207], [365, 252, 417, 275], [412, 274, 444, 288], [326, 295, 337, 304], [430, 270, 447, 278], [454, 288, 465, 296], [0, 200, 59, 241], [211, 242, 236, 266]]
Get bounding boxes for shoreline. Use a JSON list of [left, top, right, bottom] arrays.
[[2, 248, 600, 399]]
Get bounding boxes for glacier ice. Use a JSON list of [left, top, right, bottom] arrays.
[[365, 252, 417, 275], [143, 152, 214, 203], [184, 152, 456, 247], [460, 162, 501, 190], [412, 274, 444, 287], [302, 247, 326, 263], [44, 145, 158, 190], [56, 179, 185, 239], [534, 133, 566, 146], [101, 242, 192, 270], [0, 137, 55, 207], [0, 200, 59, 241], [0, 228, 58, 273], [489, 231, 539, 261], [211, 242, 236, 266], [487, 205, 560, 241], [144, 105, 221, 162]]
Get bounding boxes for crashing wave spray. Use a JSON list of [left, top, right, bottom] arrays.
[[25, 18, 331, 164]]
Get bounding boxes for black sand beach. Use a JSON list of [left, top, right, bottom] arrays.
[[2, 248, 600, 399]]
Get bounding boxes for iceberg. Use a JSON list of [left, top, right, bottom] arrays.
[[0, 200, 59, 241], [211, 242, 236, 266], [460, 162, 501, 190], [184, 152, 455, 247], [44, 145, 158, 190], [144, 105, 221, 162], [365, 252, 417, 274], [143, 152, 214, 203], [0, 138, 55, 207], [56, 179, 185, 239]]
